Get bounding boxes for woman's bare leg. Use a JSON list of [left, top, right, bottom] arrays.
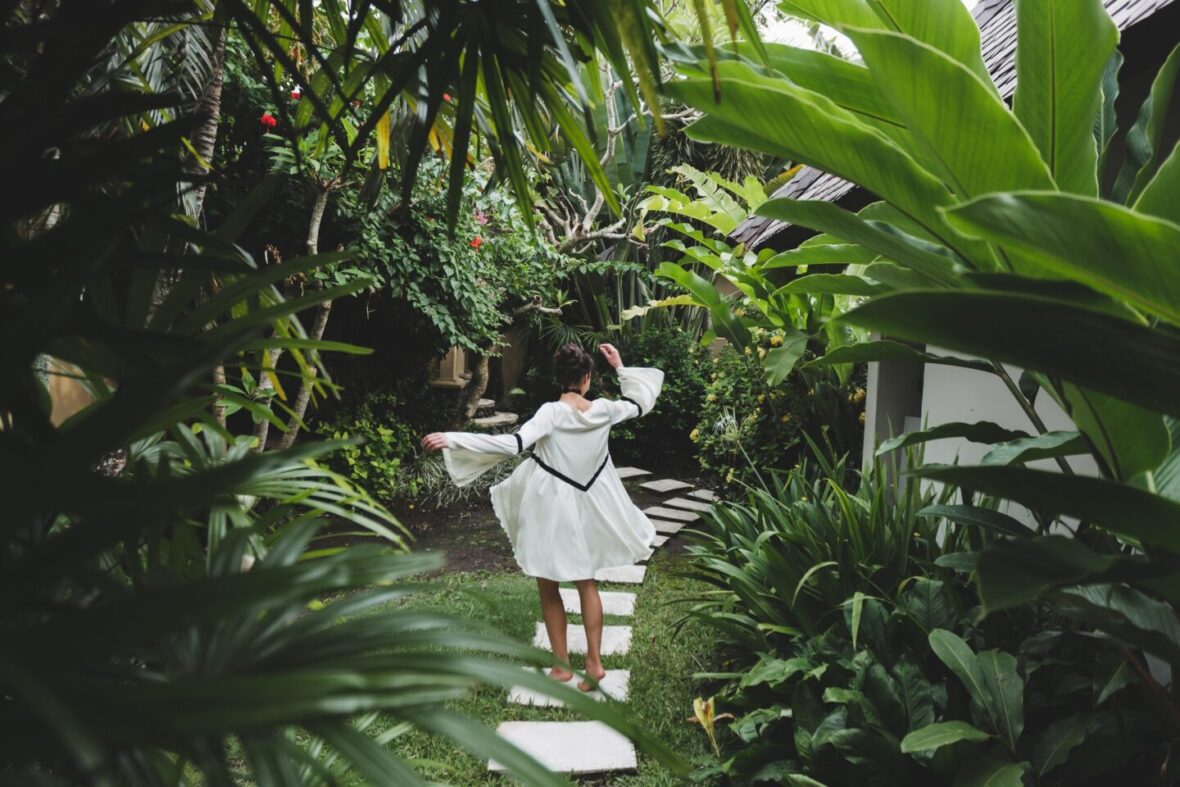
[[575, 579, 607, 691], [537, 578, 573, 680]]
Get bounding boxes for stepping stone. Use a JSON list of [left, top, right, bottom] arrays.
[[560, 587, 636, 616], [615, 466, 652, 479], [643, 505, 699, 522], [472, 411, 519, 429], [488, 721, 636, 774], [640, 478, 693, 493], [533, 622, 632, 655], [651, 534, 670, 547], [595, 564, 647, 584], [689, 488, 717, 501], [507, 668, 630, 706], [651, 519, 686, 535], [665, 496, 712, 513]]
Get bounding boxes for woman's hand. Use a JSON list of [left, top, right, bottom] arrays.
[[421, 433, 449, 451], [599, 343, 623, 370]]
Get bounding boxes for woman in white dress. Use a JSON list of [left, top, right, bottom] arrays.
[[421, 342, 663, 690]]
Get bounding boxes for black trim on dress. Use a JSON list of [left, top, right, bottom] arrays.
[[530, 453, 611, 492], [513, 432, 523, 453], [620, 395, 643, 417]]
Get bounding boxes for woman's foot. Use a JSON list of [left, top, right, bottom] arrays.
[[548, 667, 574, 682], [577, 663, 607, 692]]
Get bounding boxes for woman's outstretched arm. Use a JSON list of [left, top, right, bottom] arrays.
[[421, 404, 556, 486], [598, 343, 664, 424]]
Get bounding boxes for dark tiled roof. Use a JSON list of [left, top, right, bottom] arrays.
[[733, 0, 1177, 249]]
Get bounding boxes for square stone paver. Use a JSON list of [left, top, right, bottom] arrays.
[[560, 587, 636, 616], [643, 506, 699, 522], [615, 466, 651, 479], [488, 721, 637, 773], [651, 534, 670, 547], [533, 622, 632, 655], [664, 497, 712, 513], [639, 478, 693, 493], [507, 668, 630, 706], [689, 488, 717, 501], [594, 564, 647, 584], [651, 518, 686, 535]]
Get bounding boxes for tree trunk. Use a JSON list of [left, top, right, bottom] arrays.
[[456, 351, 492, 428], [187, 27, 227, 220], [271, 184, 335, 451]]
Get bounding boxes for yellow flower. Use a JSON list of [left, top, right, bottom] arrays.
[[707, 393, 717, 402], [744, 346, 753, 355], [780, 414, 791, 423], [690, 428, 700, 442], [769, 334, 784, 347], [725, 468, 735, 482], [859, 411, 866, 424], [757, 394, 765, 403], [712, 355, 719, 365], [757, 347, 766, 359]]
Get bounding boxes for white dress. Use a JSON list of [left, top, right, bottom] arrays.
[[442, 366, 665, 581]]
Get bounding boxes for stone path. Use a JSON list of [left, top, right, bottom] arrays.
[[491, 469, 719, 776]]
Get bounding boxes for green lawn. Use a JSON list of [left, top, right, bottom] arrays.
[[364, 546, 724, 785]]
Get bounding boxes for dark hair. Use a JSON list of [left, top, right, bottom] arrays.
[[553, 343, 593, 389]]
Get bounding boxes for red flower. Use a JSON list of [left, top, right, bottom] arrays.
[[470, 236, 483, 250], [259, 112, 277, 129], [443, 93, 452, 103], [290, 85, 302, 100]]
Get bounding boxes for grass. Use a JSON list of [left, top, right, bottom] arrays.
[[358, 545, 725, 785]]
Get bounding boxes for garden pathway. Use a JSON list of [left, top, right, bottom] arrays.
[[488, 470, 714, 777]]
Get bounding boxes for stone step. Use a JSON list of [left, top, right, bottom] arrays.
[[533, 622, 632, 656], [560, 587, 636, 616], [475, 397, 497, 417], [664, 496, 713, 513], [507, 668, 630, 707], [471, 411, 519, 430], [651, 534, 670, 548], [643, 505, 699, 523], [594, 564, 647, 584], [651, 518, 686, 536], [639, 478, 693, 493], [689, 488, 717, 502], [488, 721, 636, 774], [615, 466, 652, 479]]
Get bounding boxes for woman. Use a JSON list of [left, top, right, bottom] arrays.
[[421, 342, 663, 690]]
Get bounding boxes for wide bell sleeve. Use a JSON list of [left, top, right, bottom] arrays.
[[441, 403, 555, 487], [606, 366, 665, 425]]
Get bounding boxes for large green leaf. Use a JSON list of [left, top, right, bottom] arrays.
[[953, 755, 1028, 787], [759, 200, 964, 285], [1030, 714, 1089, 779], [977, 650, 1024, 750], [979, 431, 1088, 466], [840, 290, 1180, 418], [1115, 43, 1180, 204], [764, 333, 809, 385], [912, 465, 1180, 553], [1134, 141, 1180, 224], [919, 504, 1031, 538], [1062, 385, 1170, 482], [877, 421, 1030, 456], [669, 62, 988, 264], [945, 191, 1180, 326], [1156, 417, 1180, 503], [1012, 0, 1118, 194], [901, 720, 990, 754], [804, 339, 992, 373], [656, 262, 750, 347], [775, 274, 890, 297], [929, 629, 988, 712], [1059, 583, 1180, 662], [849, 28, 1054, 202]]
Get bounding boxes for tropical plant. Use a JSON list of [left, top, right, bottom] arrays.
[[668, 0, 1180, 764], [683, 456, 1169, 784], [0, 1, 685, 782]]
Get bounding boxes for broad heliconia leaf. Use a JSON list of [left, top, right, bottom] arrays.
[[1115, 43, 1180, 204], [762, 243, 880, 268], [848, 28, 1054, 201], [1059, 583, 1180, 662], [764, 333, 809, 385], [759, 199, 965, 285], [1062, 384, 1170, 483], [876, 421, 1030, 456], [977, 649, 1024, 749], [774, 274, 891, 297], [979, 431, 1089, 466], [840, 290, 1180, 418], [974, 536, 1130, 613], [804, 340, 992, 373], [918, 504, 1031, 538], [912, 465, 1180, 554], [669, 63, 990, 266], [1030, 714, 1090, 779], [900, 720, 990, 754], [1096, 51, 1124, 180], [1133, 142, 1180, 224], [954, 755, 1029, 787], [1012, 0, 1118, 195], [655, 262, 750, 347], [781, 0, 993, 89], [945, 191, 1180, 327], [1156, 417, 1180, 503]]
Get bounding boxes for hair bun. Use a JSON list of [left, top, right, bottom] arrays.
[[553, 342, 593, 388]]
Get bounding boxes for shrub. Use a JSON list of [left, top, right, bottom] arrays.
[[316, 392, 421, 501], [694, 333, 864, 486]]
